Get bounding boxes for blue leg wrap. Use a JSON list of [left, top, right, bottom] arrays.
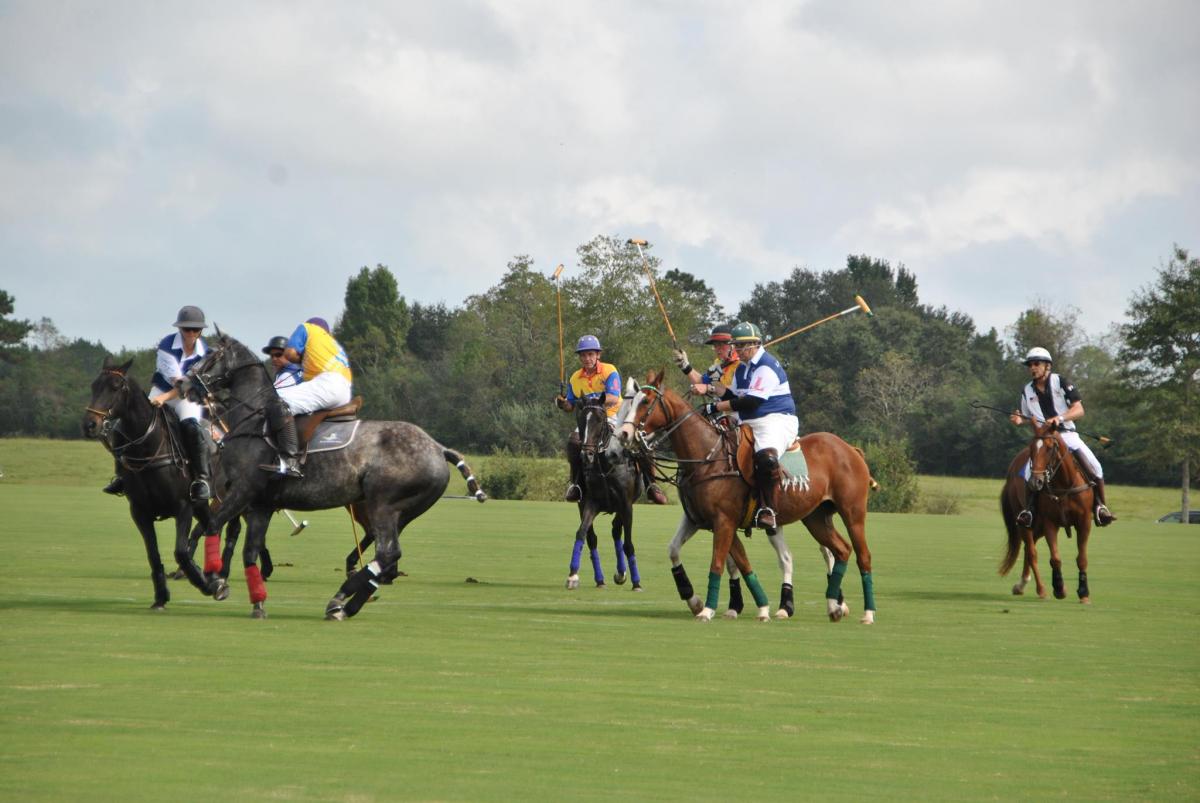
[[628, 554, 640, 585], [570, 539, 584, 573], [613, 540, 627, 575], [590, 548, 604, 583]]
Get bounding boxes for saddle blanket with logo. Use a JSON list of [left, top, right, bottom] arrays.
[[305, 419, 361, 453]]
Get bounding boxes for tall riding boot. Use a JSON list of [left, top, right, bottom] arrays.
[[102, 460, 125, 495], [753, 449, 780, 535], [637, 454, 668, 505], [180, 419, 212, 501], [1072, 450, 1115, 525], [258, 398, 303, 478], [565, 432, 583, 502]]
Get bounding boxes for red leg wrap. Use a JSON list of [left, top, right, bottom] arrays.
[[245, 565, 268, 603], [204, 535, 223, 573]]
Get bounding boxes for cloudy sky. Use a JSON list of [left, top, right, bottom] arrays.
[[2, 1, 1197, 354]]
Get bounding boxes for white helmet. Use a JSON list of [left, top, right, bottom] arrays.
[[1022, 347, 1053, 365]]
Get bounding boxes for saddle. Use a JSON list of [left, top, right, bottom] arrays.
[[295, 396, 363, 447], [734, 424, 808, 488]]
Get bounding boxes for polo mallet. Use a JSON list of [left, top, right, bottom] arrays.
[[627, 238, 678, 348], [282, 509, 309, 536], [346, 504, 365, 569], [552, 263, 566, 397], [969, 401, 1114, 448], [765, 295, 874, 348]]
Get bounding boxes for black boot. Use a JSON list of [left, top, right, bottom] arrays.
[[180, 419, 212, 501], [1016, 487, 1036, 528], [637, 454, 668, 504], [1072, 449, 1115, 526], [259, 398, 303, 478], [102, 475, 126, 496], [753, 448, 780, 535]]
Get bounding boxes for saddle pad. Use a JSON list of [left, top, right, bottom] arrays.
[[306, 420, 362, 454], [781, 444, 809, 489]]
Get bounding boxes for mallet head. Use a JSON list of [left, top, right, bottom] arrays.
[[855, 295, 874, 317], [627, 237, 648, 246], [552, 264, 564, 280]]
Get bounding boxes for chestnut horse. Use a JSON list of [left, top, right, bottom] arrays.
[[619, 371, 876, 623], [1000, 422, 1095, 602]]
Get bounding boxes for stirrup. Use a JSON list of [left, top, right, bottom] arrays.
[[1094, 504, 1115, 526], [257, 458, 303, 479], [1015, 509, 1034, 528], [564, 484, 582, 502], [189, 478, 211, 502], [754, 506, 778, 535]]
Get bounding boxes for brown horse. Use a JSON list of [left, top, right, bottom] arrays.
[[619, 370, 877, 623], [999, 422, 1095, 603]]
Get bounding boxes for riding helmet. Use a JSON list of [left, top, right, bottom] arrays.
[[705, 324, 734, 345], [306, 317, 331, 333], [262, 335, 289, 355], [575, 334, 602, 353], [1022, 347, 1053, 365], [730, 322, 764, 343], [173, 306, 207, 329]]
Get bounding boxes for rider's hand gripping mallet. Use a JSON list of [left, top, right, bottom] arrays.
[[764, 295, 874, 348], [627, 238, 679, 348]]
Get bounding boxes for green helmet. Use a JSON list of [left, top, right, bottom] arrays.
[[730, 321, 764, 343]]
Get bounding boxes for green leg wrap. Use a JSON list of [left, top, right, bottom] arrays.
[[861, 571, 876, 612], [705, 571, 722, 611], [743, 572, 769, 608], [826, 559, 847, 599]]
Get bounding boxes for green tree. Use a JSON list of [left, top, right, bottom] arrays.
[[335, 265, 412, 376], [1114, 245, 1200, 516], [1, 290, 32, 359]]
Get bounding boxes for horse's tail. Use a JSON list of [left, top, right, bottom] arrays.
[[999, 485, 1021, 576], [851, 446, 882, 491], [443, 448, 487, 502]]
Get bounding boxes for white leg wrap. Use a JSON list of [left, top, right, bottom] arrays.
[[696, 607, 715, 621]]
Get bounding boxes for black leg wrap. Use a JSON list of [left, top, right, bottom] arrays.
[[1052, 566, 1066, 599], [670, 564, 694, 600], [780, 582, 794, 617], [1077, 571, 1090, 599], [728, 577, 744, 613]]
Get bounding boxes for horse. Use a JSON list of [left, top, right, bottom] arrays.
[[564, 399, 643, 590], [182, 333, 485, 620], [82, 356, 234, 607], [999, 422, 1095, 603], [619, 370, 876, 624]]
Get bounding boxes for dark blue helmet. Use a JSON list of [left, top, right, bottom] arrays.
[[575, 334, 602, 353]]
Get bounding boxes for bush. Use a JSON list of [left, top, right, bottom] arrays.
[[918, 492, 962, 515], [863, 438, 920, 513], [478, 449, 565, 501]]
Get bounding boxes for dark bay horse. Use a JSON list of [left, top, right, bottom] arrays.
[[619, 371, 877, 624], [565, 400, 643, 590], [183, 334, 485, 620], [1000, 422, 1095, 603], [83, 356, 234, 607]]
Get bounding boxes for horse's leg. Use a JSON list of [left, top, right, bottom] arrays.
[[327, 507, 402, 620], [1045, 524, 1065, 600], [728, 536, 771, 622], [836, 498, 875, 625], [240, 508, 273, 619], [130, 506, 170, 609], [666, 515, 703, 614], [1076, 518, 1092, 604], [172, 503, 228, 599], [344, 505, 374, 580], [1026, 531, 1047, 598], [765, 528, 795, 620], [566, 502, 600, 590], [611, 516, 628, 585], [586, 523, 605, 587], [699, 514, 742, 621], [618, 504, 642, 591], [801, 508, 852, 622], [220, 518, 242, 581]]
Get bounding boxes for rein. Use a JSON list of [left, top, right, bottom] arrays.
[[629, 387, 741, 486], [87, 370, 184, 474]]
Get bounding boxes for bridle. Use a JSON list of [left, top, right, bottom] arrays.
[[84, 368, 179, 471], [85, 367, 132, 441], [187, 339, 274, 433], [623, 386, 734, 485]]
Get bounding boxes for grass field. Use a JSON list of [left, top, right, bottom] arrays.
[[0, 439, 1197, 801]]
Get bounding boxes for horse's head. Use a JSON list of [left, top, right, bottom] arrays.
[[617, 369, 673, 452], [83, 355, 135, 439], [183, 333, 258, 403], [576, 399, 613, 465], [1028, 421, 1067, 491]]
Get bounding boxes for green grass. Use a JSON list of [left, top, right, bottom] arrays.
[[0, 440, 1197, 801]]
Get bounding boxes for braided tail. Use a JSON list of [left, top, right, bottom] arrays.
[[444, 448, 487, 502]]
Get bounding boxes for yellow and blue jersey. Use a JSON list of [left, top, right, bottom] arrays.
[[287, 322, 352, 383], [567, 362, 621, 419]]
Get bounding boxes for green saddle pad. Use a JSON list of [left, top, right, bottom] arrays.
[[780, 446, 809, 490]]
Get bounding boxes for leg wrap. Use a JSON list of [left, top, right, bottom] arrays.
[[861, 572, 876, 612], [743, 571, 769, 608], [245, 565, 267, 604], [671, 564, 694, 600], [204, 534, 223, 574], [826, 559, 847, 600], [343, 561, 382, 617], [705, 571, 722, 612], [727, 577, 744, 612]]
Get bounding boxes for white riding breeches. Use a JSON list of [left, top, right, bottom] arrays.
[[277, 372, 352, 416], [1023, 430, 1102, 479], [153, 393, 204, 423], [744, 413, 799, 455]]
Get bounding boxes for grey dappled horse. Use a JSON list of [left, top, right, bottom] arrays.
[[183, 334, 485, 619]]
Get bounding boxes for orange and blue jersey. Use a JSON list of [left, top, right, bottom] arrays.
[[567, 362, 622, 419], [705, 358, 739, 389], [287, 322, 352, 383]]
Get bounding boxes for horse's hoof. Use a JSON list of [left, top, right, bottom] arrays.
[[325, 595, 347, 621], [632, 582, 643, 592], [1037, 588, 1048, 599], [211, 579, 230, 601], [1079, 596, 1091, 605], [756, 605, 771, 622], [1054, 589, 1066, 600], [150, 602, 167, 611], [614, 572, 626, 585], [774, 608, 790, 620], [1011, 585, 1024, 596], [251, 602, 267, 620], [565, 575, 580, 590], [723, 608, 739, 620], [860, 610, 876, 625], [828, 599, 849, 622], [695, 607, 715, 622], [594, 582, 606, 589], [686, 595, 704, 615]]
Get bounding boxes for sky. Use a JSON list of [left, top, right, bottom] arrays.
[[1, 1, 1197, 355]]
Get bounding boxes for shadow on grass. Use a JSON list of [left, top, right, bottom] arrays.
[[886, 589, 1002, 602]]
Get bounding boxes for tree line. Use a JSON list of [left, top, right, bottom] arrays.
[[2, 239, 1196, 505]]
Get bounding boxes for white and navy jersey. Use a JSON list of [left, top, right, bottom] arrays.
[[273, 363, 302, 390], [151, 332, 207, 394], [1019, 373, 1081, 430], [732, 349, 796, 420]]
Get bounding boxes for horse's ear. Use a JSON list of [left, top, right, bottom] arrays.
[[118, 358, 134, 375], [214, 323, 223, 339], [647, 368, 664, 386], [102, 354, 115, 370]]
